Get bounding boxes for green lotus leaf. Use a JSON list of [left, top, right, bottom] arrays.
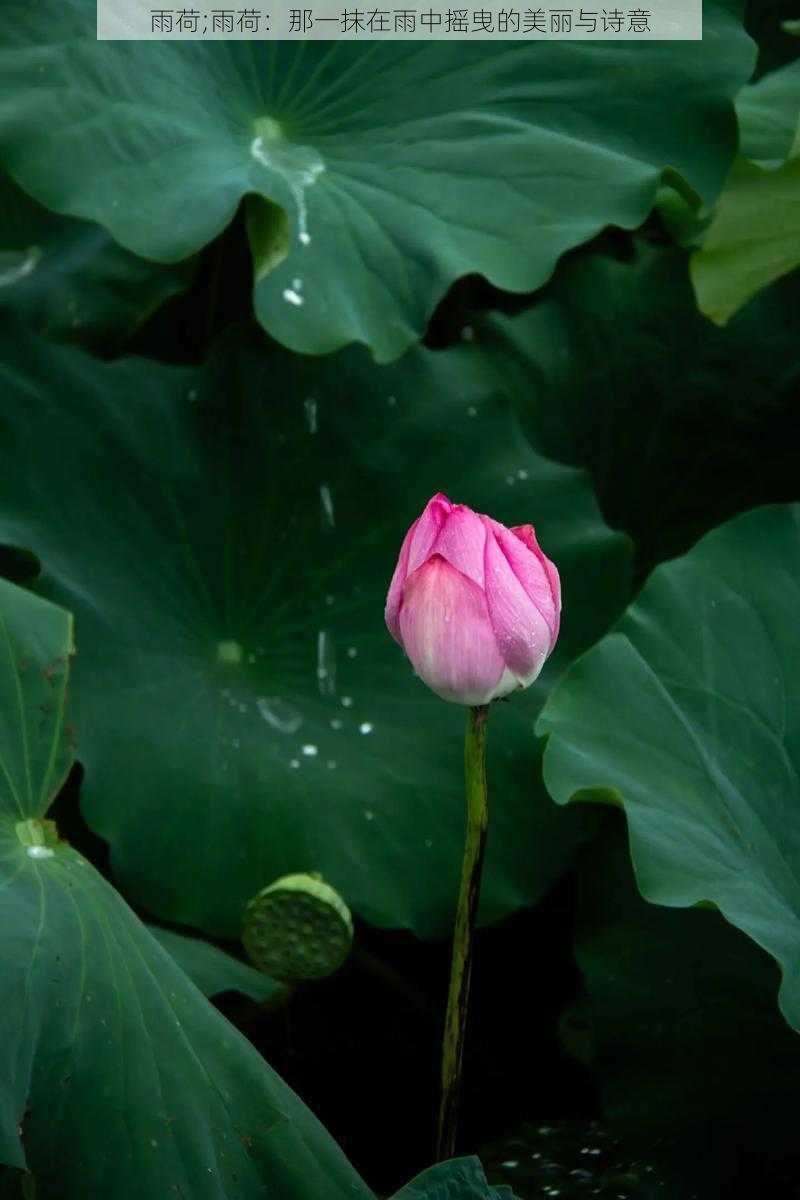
[[692, 58, 800, 324], [0, 576, 373, 1200], [472, 240, 800, 572], [691, 156, 800, 324], [0, 321, 631, 938], [0, 1, 753, 359], [0, 170, 193, 350], [538, 504, 800, 1030], [391, 1158, 515, 1199], [148, 925, 287, 1003], [737, 57, 800, 164]]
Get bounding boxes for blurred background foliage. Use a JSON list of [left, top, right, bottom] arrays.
[[0, 1, 799, 1198]]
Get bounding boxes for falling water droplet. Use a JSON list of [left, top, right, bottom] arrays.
[[316, 629, 336, 696], [359, 721, 373, 735], [347, 646, 358, 659], [301, 743, 318, 757], [341, 696, 354, 708], [0, 246, 42, 288], [256, 696, 303, 734], [250, 127, 325, 248], [330, 717, 343, 730], [283, 287, 304, 306], [467, 405, 477, 417], [289, 758, 300, 769], [304, 397, 318, 434], [320, 483, 335, 528], [364, 810, 374, 821]]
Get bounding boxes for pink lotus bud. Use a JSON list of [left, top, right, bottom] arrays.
[[385, 493, 561, 706]]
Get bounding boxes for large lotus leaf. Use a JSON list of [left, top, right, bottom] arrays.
[[391, 1158, 514, 1199], [0, 322, 630, 939], [0, 170, 193, 350], [655, 18, 799, 251], [0, 578, 72, 835], [474, 241, 800, 572], [570, 825, 800, 1192], [148, 925, 287, 1003], [3, 840, 379, 1200], [736, 57, 800, 164], [0, 576, 374, 1200], [538, 504, 800, 1029], [0, 2, 753, 361], [691, 155, 800, 324], [690, 59, 800, 324]]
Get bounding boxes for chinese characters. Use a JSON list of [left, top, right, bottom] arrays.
[[150, 5, 654, 34]]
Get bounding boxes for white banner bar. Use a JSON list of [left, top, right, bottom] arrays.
[[97, 2, 703, 40]]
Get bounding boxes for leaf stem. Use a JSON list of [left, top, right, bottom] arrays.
[[436, 702, 489, 1161]]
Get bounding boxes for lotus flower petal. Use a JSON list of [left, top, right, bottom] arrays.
[[398, 555, 505, 705]]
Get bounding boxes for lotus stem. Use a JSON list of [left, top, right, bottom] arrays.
[[436, 702, 489, 1161]]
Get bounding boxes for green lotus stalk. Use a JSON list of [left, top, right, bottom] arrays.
[[436, 704, 489, 1161]]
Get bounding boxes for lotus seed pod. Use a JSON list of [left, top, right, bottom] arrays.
[[242, 872, 353, 982]]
